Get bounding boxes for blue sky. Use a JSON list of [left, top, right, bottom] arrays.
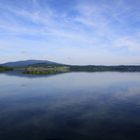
[[0, 0, 140, 65]]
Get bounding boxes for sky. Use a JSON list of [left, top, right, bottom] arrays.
[[0, 0, 140, 65]]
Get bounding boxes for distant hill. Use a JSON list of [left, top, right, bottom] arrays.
[[1, 60, 62, 67]]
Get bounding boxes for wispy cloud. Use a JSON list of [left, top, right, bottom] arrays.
[[0, 0, 140, 64]]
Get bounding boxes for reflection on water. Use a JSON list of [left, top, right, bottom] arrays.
[[0, 72, 140, 140]]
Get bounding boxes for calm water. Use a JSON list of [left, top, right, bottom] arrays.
[[0, 72, 140, 140]]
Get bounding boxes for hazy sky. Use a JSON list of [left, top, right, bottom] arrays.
[[0, 0, 140, 65]]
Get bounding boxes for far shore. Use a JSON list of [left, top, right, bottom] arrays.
[[1, 65, 140, 75]]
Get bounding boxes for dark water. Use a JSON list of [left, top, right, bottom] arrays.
[[0, 72, 140, 140]]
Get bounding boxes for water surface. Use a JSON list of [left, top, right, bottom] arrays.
[[0, 72, 140, 140]]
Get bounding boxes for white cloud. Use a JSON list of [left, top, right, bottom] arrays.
[[0, 0, 140, 64]]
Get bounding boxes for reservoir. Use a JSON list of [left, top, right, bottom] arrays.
[[0, 72, 140, 140]]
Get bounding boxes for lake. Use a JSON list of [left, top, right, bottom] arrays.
[[0, 72, 140, 140]]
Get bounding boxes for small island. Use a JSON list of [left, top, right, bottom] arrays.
[[23, 66, 70, 75]]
